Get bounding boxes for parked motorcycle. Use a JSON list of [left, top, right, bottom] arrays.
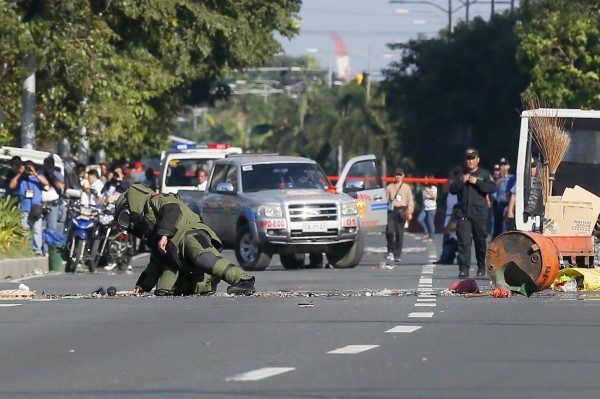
[[88, 190, 134, 272], [62, 189, 98, 273]]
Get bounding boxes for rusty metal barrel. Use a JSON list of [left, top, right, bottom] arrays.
[[486, 231, 560, 292]]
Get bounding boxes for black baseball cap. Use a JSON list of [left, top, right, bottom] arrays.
[[465, 148, 479, 159], [394, 167, 404, 176]]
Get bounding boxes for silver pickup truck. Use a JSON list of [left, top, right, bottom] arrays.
[[178, 154, 387, 271]]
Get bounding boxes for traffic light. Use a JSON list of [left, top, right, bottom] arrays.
[[356, 73, 364, 86]]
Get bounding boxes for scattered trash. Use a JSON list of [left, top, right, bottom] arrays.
[[106, 286, 117, 296], [552, 268, 600, 291], [92, 287, 106, 296], [298, 303, 314, 308], [18, 283, 30, 291], [32, 268, 44, 276], [448, 279, 479, 294], [0, 289, 36, 299], [465, 287, 513, 298]]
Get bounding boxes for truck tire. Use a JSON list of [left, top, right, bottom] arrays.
[[235, 225, 272, 271], [280, 253, 305, 269], [325, 232, 364, 269]]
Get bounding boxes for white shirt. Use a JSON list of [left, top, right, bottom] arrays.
[[198, 180, 207, 191]]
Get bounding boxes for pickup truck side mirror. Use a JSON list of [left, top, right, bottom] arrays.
[[344, 180, 365, 193], [216, 182, 236, 194]]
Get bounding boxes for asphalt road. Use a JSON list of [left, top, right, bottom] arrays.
[[2, 232, 600, 399]]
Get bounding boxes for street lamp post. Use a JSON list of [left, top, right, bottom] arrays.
[[390, 0, 515, 33]]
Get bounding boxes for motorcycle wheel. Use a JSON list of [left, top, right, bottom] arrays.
[[66, 239, 85, 273], [89, 238, 103, 273]]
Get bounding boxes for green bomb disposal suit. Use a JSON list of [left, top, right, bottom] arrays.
[[115, 183, 255, 296]]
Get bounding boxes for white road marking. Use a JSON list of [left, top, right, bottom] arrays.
[[0, 304, 22, 307], [415, 303, 436, 307], [225, 367, 295, 382], [409, 312, 434, 318], [385, 325, 422, 333], [417, 287, 433, 292], [417, 298, 436, 302], [419, 278, 433, 284], [328, 345, 379, 354]]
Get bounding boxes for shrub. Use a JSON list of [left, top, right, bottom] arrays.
[[0, 196, 32, 257]]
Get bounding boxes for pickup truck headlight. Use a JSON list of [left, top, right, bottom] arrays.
[[341, 202, 358, 216], [257, 204, 283, 218]]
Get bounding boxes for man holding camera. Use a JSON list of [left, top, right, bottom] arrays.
[[9, 160, 49, 255], [449, 148, 497, 279]]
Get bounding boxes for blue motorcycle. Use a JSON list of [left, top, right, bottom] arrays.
[[62, 191, 98, 273]]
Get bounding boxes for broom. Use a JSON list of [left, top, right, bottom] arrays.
[[522, 96, 571, 204]]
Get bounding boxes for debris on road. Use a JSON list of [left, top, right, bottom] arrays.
[[0, 289, 36, 299]]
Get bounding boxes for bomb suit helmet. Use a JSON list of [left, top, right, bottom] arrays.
[[114, 183, 156, 230]]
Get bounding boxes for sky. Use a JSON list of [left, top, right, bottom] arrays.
[[277, 0, 519, 79]]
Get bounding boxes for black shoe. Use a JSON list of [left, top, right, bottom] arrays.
[[227, 278, 256, 296], [458, 270, 469, 279], [476, 270, 485, 277]]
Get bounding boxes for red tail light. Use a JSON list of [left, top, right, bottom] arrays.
[[119, 233, 127, 241]]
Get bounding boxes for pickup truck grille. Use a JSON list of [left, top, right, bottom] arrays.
[[288, 203, 338, 222]]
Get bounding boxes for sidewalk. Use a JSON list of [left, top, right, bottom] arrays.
[[0, 257, 49, 280]]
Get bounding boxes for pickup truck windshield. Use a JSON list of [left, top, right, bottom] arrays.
[[165, 159, 216, 188], [242, 163, 331, 192]]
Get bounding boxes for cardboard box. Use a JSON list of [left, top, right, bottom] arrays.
[[543, 188, 599, 236]]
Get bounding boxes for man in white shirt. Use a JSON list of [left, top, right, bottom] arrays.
[[86, 169, 105, 206], [197, 168, 208, 191]]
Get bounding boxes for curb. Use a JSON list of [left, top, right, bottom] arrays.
[[0, 257, 49, 280]]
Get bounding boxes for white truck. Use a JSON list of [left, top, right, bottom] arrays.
[[158, 143, 242, 194], [178, 153, 387, 271], [514, 109, 600, 231]]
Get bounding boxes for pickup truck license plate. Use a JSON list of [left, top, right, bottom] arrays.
[[302, 222, 327, 232]]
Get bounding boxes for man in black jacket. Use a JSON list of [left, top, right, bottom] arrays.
[[449, 148, 497, 279]]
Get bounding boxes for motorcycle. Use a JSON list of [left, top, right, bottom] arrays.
[[62, 189, 98, 273], [88, 190, 134, 272]]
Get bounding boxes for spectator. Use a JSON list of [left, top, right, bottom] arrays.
[[39, 156, 65, 255], [196, 168, 208, 191], [417, 174, 437, 243], [435, 204, 459, 264], [143, 167, 158, 192], [99, 162, 109, 184], [86, 169, 105, 206], [385, 167, 414, 263], [10, 160, 49, 255], [492, 157, 512, 239], [103, 165, 131, 194], [1, 156, 22, 198], [449, 148, 497, 279]]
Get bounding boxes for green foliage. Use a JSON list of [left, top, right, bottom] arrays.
[[0, 196, 32, 256], [383, 13, 529, 175], [517, 0, 600, 108], [0, 0, 301, 160]]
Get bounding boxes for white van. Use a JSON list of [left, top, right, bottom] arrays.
[[159, 143, 242, 193], [0, 146, 65, 196]]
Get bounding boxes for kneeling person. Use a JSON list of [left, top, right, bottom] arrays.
[[114, 183, 255, 296]]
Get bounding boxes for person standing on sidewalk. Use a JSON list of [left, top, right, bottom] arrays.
[[450, 148, 497, 278], [417, 174, 437, 242], [385, 168, 414, 263]]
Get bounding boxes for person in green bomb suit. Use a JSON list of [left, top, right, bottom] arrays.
[[114, 183, 255, 296]]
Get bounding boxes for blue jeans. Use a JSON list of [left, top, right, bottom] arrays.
[[417, 209, 436, 238], [21, 210, 43, 255], [42, 204, 60, 255]]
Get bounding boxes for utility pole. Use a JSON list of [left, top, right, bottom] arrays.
[[21, 55, 36, 149]]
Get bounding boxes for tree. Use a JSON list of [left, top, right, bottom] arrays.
[[383, 13, 529, 176], [0, 0, 301, 160], [517, 0, 600, 108]]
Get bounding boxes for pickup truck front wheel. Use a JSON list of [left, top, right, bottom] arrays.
[[325, 232, 365, 269], [235, 225, 272, 271]]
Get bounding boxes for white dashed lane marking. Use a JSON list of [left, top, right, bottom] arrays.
[[328, 345, 379, 354], [419, 278, 433, 284], [0, 304, 22, 307], [415, 303, 436, 307], [385, 325, 422, 333], [409, 312, 434, 318], [417, 298, 436, 302], [225, 367, 295, 381]]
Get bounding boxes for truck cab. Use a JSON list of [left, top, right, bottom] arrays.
[[158, 143, 242, 194]]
